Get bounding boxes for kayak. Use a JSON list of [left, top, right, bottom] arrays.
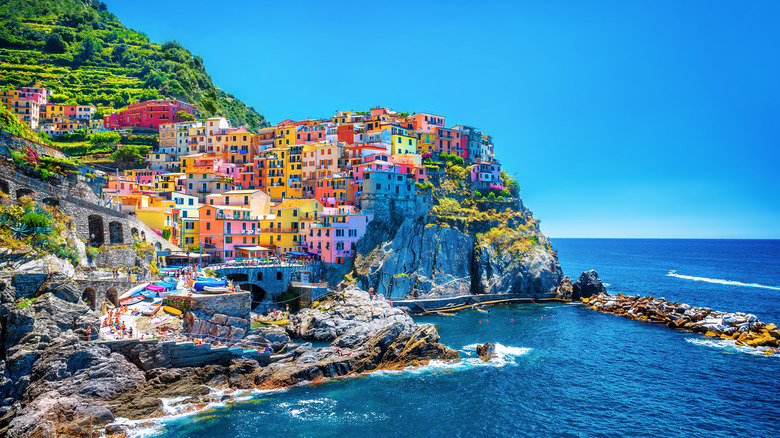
[[120, 295, 144, 306], [142, 302, 162, 316], [260, 319, 289, 325], [202, 286, 229, 293], [146, 284, 167, 293], [119, 283, 150, 300], [476, 308, 490, 313], [163, 306, 182, 316], [435, 312, 456, 317]]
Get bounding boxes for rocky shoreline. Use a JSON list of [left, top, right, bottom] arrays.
[[583, 293, 780, 352], [0, 275, 457, 437]]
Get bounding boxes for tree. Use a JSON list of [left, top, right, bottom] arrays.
[[77, 37, 100, 62], [437, 198, 461, 216], [176, 109, 195, 122], [44, 32, 67, 53], [111, 43, 127, 62], [111, 144, 144, 165]]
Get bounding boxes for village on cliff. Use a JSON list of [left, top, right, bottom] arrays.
[[3, 88, 507, 266]]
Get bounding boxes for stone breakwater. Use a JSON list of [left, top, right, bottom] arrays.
[[583, 293, 780, 351]]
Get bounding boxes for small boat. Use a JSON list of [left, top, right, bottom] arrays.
[[140, 290, 158, 299], [435, 312, 456, 317], [142, 302, 162, 316], [119, 283, 150, 300], [163, 306, 182, 316], [120, 295, 144, 306], [202, 286, 229, 294], [476, 308, 490, 313], [260, 319, 289, 325]]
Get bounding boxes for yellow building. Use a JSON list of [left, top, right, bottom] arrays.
[[259, 199, 323, 254], [225, 129, 257, 165], [0, 90, 20, 110], [390, 127, 417, 155], [417, 132, 436, 155], [275, 124, 296, 147], [135, 199, 175, 238]]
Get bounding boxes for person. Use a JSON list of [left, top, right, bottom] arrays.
[[337, 347, 343, 356], [85, 326, 91, 341]]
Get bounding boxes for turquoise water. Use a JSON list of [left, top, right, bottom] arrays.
[[148, 239, 780, 437]]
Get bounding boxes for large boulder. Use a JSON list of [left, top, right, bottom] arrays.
[[572, 270, 607, 300]]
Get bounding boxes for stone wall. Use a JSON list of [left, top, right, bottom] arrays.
[[0, 165, 178, 254], [103, 338, 269, 370], [93, 249, 138, 269]]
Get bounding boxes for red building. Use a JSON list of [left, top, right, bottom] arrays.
[[103, 99, 197, 130]]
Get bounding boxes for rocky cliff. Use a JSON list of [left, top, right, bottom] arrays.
[[352, 202, 565, 301]]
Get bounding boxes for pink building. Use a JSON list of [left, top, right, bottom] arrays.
[[435, 127, 467, 158], [406, 113, 445, 133], [306, 206, 368, 265], [104, 99, 197, 130], [470, 160, 502, 190], [18, 89, 48, 106]]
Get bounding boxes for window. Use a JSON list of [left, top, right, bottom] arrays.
[[206, 209, 211, 215], [188, 199, 193, 205], [206, 223, 210, 230], [277, 272, 282, 280], [376, 184, 381, 190], [226, 236, 232, 243]]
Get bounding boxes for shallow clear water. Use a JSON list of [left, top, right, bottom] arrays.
[[147, 239, 780, 437]]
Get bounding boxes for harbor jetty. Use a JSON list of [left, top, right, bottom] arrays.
[[584, 293, 780, 351]]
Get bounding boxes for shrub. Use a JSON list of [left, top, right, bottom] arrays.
[[488, 192, 496, 199], [19, 212, 50, 230], [473, 190, 482, 198], [88, 130, 121, 144]]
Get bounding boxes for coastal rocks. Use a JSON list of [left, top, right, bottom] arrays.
[[473, 239, 563, 297], [354, 219, 474, 299], [184, 311, 249, 342], [353, 216, 565, 300], [555, 277, 573, 300], [476, 343, 496, 362], [249, 286, 458, 388], [571, 270, 607, 301], [583, 293, 780, 350], [235, 325, 290, 353]]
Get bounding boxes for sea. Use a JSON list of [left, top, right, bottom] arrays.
[[137, 239, 780, 437]]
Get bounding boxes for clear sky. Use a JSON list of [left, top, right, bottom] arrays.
[[104, 0, 780, 239]]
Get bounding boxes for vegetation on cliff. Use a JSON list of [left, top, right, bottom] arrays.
[[0, 0, 268, 132], [0, 194, 80, 264]]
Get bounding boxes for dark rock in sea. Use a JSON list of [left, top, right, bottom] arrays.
[[476, 343, 496, 362], [572, 270, 607, 300]]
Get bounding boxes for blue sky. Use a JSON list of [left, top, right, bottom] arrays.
[[105, 0, 780, 238]]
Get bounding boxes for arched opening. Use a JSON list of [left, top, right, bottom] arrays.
[[16, 188, 34, 200], [105, 288, 119, 307], [0, 179, 8, 194], [276, 271, 282, 280], [257, 272, 263, 281], [42, 197, 59, 208], [226, 273, 248, 282], [141, 230, 146, 241], [82, 287, 97, 311], [131, 227, 139, 241], [241, 283, 267, 309], [155, 242, 162, 250], [108, 221, 123, 244], [88, 215, 104, 246]]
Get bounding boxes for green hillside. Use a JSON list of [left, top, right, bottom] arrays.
[[0, 0, 268, 132]]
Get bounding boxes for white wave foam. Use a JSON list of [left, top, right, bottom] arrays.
[[686, 337, 778, 357], [667, 272, 780, 291], [118, 387, 289, 437]]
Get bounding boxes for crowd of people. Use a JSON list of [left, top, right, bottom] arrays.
[[101, 306, 134, 339]]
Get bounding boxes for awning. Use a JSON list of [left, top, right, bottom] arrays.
[[235, 245, 271, 252], [168, 252, 209, 259]]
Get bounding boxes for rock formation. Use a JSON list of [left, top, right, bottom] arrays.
[[583, 293, 780, 351], [0, 270, 458, 436], [353, 216, 564, 301]]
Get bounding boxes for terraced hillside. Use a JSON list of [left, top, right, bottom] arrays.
[[0, 0, 268, 132]]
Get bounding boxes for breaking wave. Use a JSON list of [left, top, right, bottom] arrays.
[[667, 272, 780, 291]]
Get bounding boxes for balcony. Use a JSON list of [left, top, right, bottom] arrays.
[[260, 228, 300, 233]]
